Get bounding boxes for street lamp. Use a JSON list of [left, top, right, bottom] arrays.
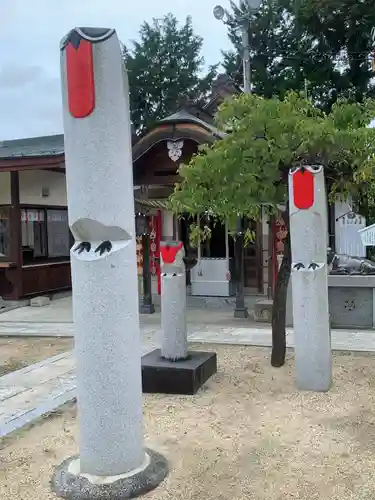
[[213, 0, 262, 92], [213, 0, 262, 318], [213, 4, 226, 20], [136, 211, 155, 314]]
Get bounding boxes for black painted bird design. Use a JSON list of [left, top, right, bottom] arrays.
[[293, 262, 320, 271], [74, 240, 112, 256], [294, 263, 305, 270]]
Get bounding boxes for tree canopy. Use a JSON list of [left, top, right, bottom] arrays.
[[171, 92, 375, 221], [223, 0, 375, 111], [123, 13, 218, 134], [170, 91, 375, 366]]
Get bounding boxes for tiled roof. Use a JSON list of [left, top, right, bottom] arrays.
[[0, 110, 226, 161], [0, 134, 64, 159]]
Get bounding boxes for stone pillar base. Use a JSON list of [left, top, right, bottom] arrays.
[[234, 307, 248, 319], [141, 348, 217, 395], [253, 299, 272, 323], [51, 448, 168, 500], [139, 303, 155, 314]]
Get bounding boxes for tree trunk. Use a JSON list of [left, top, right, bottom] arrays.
[[271, 210, 291, 368]]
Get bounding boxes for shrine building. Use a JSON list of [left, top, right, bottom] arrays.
[[0, 75, 365, 303]]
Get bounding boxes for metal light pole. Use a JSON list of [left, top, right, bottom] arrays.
[[214, 0, 262, 318], [214, 0, 262, 92], [240, 13, 251, 94]]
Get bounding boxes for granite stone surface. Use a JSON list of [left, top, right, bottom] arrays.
[[60, 28, 146, 476], [329, 286, 373, 328], [289, 166, 332, 392], [161, 273, 188, 360], [51, 448, 168, 500]]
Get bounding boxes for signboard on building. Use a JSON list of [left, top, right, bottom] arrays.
[[335, 199, 366, 257]]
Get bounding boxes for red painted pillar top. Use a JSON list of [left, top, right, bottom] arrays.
[[160, 242, 183, 264], [292, 168, 314, 209], [65, 40, 95, 118], [61, 28, 116, 119]]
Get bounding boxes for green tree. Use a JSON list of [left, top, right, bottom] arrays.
[[170, 91, 375, 367], [223, 0, 333, 99], [223, 0, 375, 110], [298, 0, 375, 104], [123, 14, 218, 133]]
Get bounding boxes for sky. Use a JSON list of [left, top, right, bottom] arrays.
[[0, 0, 231, 141]]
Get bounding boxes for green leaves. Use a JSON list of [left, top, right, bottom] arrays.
[[170, 91, 375, 226], [123, 14, 218, 133], [223, 0, 375, 111]]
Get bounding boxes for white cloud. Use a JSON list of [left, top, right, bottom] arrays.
[[0, 0, 230, 140]]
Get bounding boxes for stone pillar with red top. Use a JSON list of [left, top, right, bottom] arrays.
[[159, 241, 188, 360], [52, 26, 168, 500], [141, 240, 217, 395], [289, 165, 332, 392]]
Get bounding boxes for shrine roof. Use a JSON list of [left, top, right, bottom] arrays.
[[0, 110, 226, 164], [159, 109, 226, 139], [133, 109, 226, 162], [0, 134, 65, 159]]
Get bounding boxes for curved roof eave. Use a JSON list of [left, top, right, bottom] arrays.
[[132, 122, 226, 163]]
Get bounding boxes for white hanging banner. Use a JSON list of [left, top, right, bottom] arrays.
[[21, 209, 45, 222]]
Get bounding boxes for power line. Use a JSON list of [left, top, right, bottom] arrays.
[[227, 50, 375, 63]]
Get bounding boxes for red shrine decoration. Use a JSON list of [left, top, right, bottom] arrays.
[[272, 217, 288, 294], [160, 242, 183, 264], [66, 40, 95, 118], [149, 211, 162, 295], [292, 168, 314, 209]]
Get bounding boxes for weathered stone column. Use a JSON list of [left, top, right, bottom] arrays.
[[288, 165, 332, 392], [52, 27, 167, 499], [160, 241, 188, 360]]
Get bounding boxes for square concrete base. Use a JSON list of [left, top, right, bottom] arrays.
[[234, 307, 248, 319], [139, 303, 155, 314], [141, 349, 217, 395], [253, 299, 272, 322], [30, 295, 50, 307]]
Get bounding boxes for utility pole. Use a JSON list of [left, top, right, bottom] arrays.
[[241, 19, 251, 94], [214, 0, 261, 318], [233, 3, 255, 318]]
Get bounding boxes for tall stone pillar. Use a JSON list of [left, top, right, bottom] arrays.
[[288, 165, 332, 392], [52, 27, 167, 500]]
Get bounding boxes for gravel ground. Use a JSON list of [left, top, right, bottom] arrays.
[[1, 344, 375, 500], [0, 338, 74, 376]]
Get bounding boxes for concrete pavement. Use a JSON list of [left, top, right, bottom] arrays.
[[0, 294, 267, 337]]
